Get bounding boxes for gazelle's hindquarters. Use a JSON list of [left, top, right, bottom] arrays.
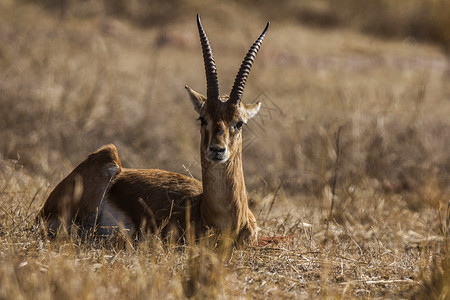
[[38, 144, 205, 241], [38, 144, 122, 236]]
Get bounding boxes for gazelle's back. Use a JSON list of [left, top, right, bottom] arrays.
[[107, 168, 203, 237]]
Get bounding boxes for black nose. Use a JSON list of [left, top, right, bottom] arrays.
[[209, 146, 225, 154]]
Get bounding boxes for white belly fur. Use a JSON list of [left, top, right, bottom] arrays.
[[97, 199, 135, 237]]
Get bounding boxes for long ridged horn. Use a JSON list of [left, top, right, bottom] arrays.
[[229, 22, 269, 105], [196, 14, 219, 103]]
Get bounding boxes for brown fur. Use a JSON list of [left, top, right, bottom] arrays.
[[200, 142, 257, 244], [39, 144, 122, 234], [38, 140, 257, 243], [39, 140, 257, 244], [191, 94, 260, 245], [107, 168, 204, 239]]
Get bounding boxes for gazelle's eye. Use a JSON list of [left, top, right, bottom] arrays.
[[236, 121, 244, 130], [198, 117, 207, 126]]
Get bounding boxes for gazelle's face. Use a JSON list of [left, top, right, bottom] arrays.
[[186, 87, 261, 164], [187, 15, 268, 164]]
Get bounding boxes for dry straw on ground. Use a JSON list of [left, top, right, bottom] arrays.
[[1, 1, 449, 299]]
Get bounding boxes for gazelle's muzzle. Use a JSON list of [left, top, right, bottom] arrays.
[[206, 145, 229, 163]]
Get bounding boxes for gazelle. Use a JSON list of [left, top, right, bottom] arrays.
[[39, 15, 269, 246]]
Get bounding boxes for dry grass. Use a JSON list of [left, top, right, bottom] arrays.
[[1, 1, 449, 299], [242, 0, 450, 53]]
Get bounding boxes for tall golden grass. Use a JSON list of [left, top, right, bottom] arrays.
[[1, 0, 449, 298]]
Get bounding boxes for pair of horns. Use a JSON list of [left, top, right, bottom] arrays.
[[196, 14, 269, 105]]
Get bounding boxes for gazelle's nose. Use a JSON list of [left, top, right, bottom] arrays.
[[209, 146, 225, 154], [207, 145, 228, 163]]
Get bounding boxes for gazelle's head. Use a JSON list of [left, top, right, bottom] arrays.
[[186, 15, 269, 164]]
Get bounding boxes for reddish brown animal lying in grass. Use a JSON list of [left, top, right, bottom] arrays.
[[38, 15, 270, 247]]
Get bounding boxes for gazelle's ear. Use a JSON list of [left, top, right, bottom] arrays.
[[244, 101, 261, 120], [185, 85, 206, 114]]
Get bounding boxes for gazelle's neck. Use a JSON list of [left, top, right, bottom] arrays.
[[200, 145, 249, 234]]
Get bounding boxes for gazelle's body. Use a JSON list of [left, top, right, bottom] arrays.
[[39, 15, 269, 246]]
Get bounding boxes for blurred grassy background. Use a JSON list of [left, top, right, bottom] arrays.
[[2, 0, 449, 201], [0, 0, 449, 298], [26, 0, 450, 52]]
